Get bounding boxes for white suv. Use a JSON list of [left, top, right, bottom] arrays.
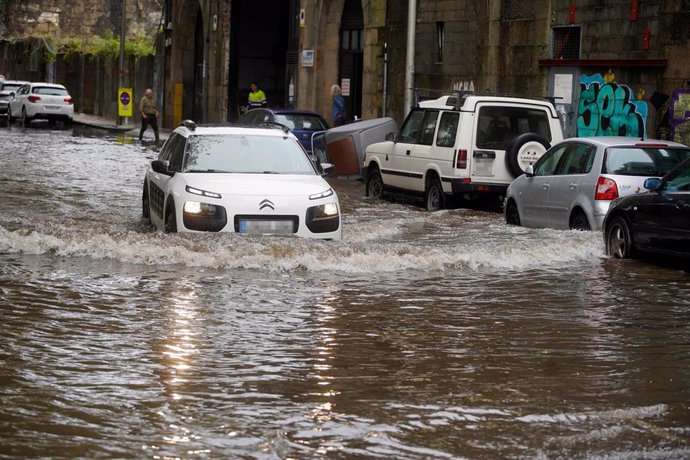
[[363, 91, 565, 210]]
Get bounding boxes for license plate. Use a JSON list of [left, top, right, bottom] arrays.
[[45, 105, 61, 110], [239, 219, 294, 235], [473, 158, 493, 177]]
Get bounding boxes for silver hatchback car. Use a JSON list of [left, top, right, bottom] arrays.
[[504, 136, 690, 231]]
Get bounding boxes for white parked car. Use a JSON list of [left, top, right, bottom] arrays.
[[504, 136, 690, 231], [7, 82, 74, 126], [142, 120, 342, 240], [363, 90, 564, 210]]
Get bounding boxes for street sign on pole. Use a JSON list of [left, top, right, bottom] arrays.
[[118, 88, 133, 117]]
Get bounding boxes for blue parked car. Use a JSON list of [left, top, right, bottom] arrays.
[[239, 108, 329, 157]]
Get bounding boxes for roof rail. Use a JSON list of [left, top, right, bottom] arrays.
[[179, 119, 197, 131], [412, 87, 560, 111]]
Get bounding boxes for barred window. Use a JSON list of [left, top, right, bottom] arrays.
[[552, 26, 581, 60], [436, 21, 445, 63]]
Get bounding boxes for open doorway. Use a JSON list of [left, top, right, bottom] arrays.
[[338, 0, 363, 121], [228, 0, 295, 121]]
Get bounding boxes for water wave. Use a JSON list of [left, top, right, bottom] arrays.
[[0, 220, 606, 273]]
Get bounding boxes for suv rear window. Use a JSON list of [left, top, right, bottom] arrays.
[[603, 147, 690, 176], [476, 106, 552, 149]]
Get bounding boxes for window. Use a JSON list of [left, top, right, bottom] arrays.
[[604, 147, 690, 176], [436, 22, 445, 63], [534, 144, 568, 176], [436, 112, 459, 147], [399, 110, 425, 143], [559, 143, 595, 175], [476, 106, 552, 149], [420, 111, 439, 146], [553, 26, 581, 60]]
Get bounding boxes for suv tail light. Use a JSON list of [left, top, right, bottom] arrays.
[[595, 176, 619, 200], [28, 95, 41, 103], [64, 97, 73, 104], [456, 149, 467, 169]]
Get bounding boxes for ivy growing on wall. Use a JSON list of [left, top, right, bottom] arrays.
[[55, 30, 156, 61]]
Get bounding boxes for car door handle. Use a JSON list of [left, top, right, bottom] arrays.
[[569, 183, 578, 189], [542, 183, 550, 190], [406, 150, 411, 156]]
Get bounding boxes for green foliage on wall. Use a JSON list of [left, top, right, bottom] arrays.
[[56, 31, 155, 61]]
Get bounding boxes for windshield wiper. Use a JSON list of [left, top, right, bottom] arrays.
[[186, 169, 231, 173]]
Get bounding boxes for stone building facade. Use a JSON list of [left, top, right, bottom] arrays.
[[2, 0, 689, 143]]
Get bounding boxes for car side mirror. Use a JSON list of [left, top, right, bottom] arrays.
[[644, 177, 661, 191], [320, 162, 335, 175], [525, 165, 535, 177], [385, 132, 396, 142], [151, 160, 174, 176]]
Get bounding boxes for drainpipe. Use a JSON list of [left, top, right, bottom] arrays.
[[403, 0, 416, 112], [382, 42, 388, 117], [118, 0, 126, 125]]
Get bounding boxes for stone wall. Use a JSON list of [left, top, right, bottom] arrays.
[[1, 0, 161, 40]]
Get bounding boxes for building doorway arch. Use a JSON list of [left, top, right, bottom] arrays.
[[228, 0, 296, 120], [338, 0, 363, 121]]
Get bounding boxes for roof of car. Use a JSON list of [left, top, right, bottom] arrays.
[[560, 136, 690, 148], [1, 80, 30, 86], [174, 122, 298, 139], [418, 93, 559, 116], [28, 82, 67, 88], [256, 107, 325, 117]]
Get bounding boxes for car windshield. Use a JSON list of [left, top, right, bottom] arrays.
[[604, 147, 690, 176], [273, 114, 328, 131], [183, 134, 316, 174], [33, 86, 69, 96]]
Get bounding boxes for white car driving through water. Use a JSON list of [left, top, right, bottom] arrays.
[[142, 120, 342, 240]]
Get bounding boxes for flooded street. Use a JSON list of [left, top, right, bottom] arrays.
[[1, 125, 689, 458]]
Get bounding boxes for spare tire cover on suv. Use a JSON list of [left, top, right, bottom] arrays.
[[505, 133, 551, 177]]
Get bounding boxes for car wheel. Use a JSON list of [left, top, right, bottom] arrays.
[[21, 107, 31, 127], [605, 216, 634, 259], [505, 133, 551, 178], [505, 200, 521, 226], [5, 109, 11, 126], [164, 201, 177, 233], [366, 167, 385, 198], [569, 210, 591, 231], [424, 175, 445, 211], [142, 181, 150, 221]]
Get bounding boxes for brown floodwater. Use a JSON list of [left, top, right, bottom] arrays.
[[1, 125, 689, 458]]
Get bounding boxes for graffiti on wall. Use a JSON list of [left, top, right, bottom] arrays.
[[670, 89, 690, 146], [577, 73, 647, 137]]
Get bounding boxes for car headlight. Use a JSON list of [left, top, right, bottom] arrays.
[[184, 201, 219, 216], [186, 185, 221, 199], [309, 188, 334, 200], [311, 202, 339, 218]]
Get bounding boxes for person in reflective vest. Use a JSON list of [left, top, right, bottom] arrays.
[[246, 82, 267, 112]]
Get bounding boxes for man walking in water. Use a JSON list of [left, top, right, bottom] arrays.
[[139, 88, 159, 142]]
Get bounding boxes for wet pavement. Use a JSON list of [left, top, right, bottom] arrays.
[[1, 124, 689, 458]]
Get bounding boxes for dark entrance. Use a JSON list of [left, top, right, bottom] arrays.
[[338, 0, 363, 121], [228, 0, 297, 121], [193, 8, 204, 121]]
